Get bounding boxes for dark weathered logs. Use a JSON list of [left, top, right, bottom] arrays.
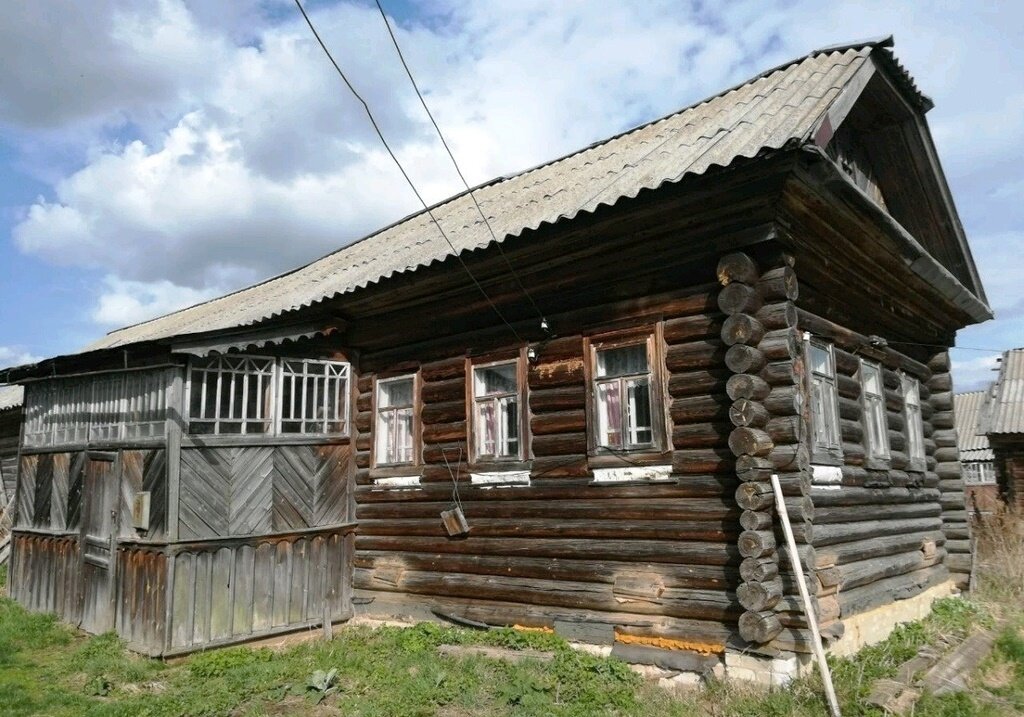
[[739, 610, 783, 643], [672, 449, 734, 475], [736, 481, 775, 511], [726, 374, 771, 401], [725, 344, 767, 374], [740, 510, 773, 531], [530, 386, 586, 413], [663, 315, 723, 344], [717, 252, 760, 285], [755, 302, 797, 330], [668, 370, 732, 397], [721, 314, 765, 347], [741, 556, 779, 582], [760, 360, 800, 386], [530, 410, 587, 435], [730, 399, 769, 428], [737, 578, 783, 611], [764, 386, 801, 416], [728, 427, 773, 457], [671, 395, 730, 423], [738, 530, 776, 558], [672, 422, 732, 449], [736, 455, 773, 482], [759, 328, 801, 361], [757, 267, 798, 301], [718, 283, 763, 315], [420, 356, 466, 382], [666, 342, 725, 372]]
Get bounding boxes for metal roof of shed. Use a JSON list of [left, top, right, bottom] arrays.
[[982, 349, 1024, 435], [82, 39, 904, 352], [954, 390, 994, 461]]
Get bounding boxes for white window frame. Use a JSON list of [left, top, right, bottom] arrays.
[[901, 374, 926, 469], [962, 461, 996, 486], [184, 355, 351, 437], [591, 340, 656, 452], [375, 374, 417, 466], [278, 359, 350, 436], [860, 360, 890, 461], [471, 359, 523, 462], [22, 369, 169, 448], [805, 337, 843, 463]]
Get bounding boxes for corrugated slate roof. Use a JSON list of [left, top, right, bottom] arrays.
[[983, 349, 1024, 435], [954, 390, 993, 460], [0, 385, 23, 413], [82, 39, 902, 353]]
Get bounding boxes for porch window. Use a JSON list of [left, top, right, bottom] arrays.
[[860, 361, 890, 460], [902, 375, 925, 469], [279, 359, 350, 435], [472, 361, 521, 460], [593, 343, 654, 450], [963, 461, 996, 486], [376, 376, 416, 465], [187, 355, 275, 435], [807, 339, 842, 462]]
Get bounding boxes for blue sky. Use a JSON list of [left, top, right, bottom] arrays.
[[0, 1, 1021, 390]]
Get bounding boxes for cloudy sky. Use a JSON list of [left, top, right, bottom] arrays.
[[0, 1, 1021, 390]]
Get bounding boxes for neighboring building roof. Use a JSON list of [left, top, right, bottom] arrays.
[[81, 38, 905, 353], [955, 390, 994, 461], [981, 349, 1024, 435], [0, 385, 23, 413]]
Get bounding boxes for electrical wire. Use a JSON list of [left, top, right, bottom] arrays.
[[373, 0, 549, 335], [293, 0, 523, 343]]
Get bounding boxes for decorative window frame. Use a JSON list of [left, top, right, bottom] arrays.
[[962, 461, 996, 486], [804, 336, 843, 466], [859, 359, 891, 464], [278, 358, 351, 436], [467, 351, 529, 466], [372, 373, 420, 468], [184, 354, 351, 438], [583, 325, 669, 467], [900, 374, 926, 472]]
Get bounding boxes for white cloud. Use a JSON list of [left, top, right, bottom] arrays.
[[950, 352, 1001, 392], [90, 276, 221, 327], [0, 346, 43, 369]]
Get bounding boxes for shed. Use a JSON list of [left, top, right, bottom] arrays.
[[953, 390, 999, 516], [0, 37, 990, 680], [978, 349, 1024, 509]]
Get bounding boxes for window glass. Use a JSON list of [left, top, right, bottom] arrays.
[[861, 361, 890, 459], [902, 376, 925, 465], [473, 363, 520, 459], [376, 377, 415, 464], [595, 343, 653, 450], [807, 340, 841, 455]]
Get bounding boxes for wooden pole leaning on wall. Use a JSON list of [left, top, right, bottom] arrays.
[[772, 472, 841, 717]]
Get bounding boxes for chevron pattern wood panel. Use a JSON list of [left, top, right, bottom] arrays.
[[120, 450, 168, 538], [66, 452, 86, 530], [49, 453, 70, 531], [273, 446, 316, 530], [179, 447, 273, 539], [16, 455, 36, 528], [314, 444, 351, 526]]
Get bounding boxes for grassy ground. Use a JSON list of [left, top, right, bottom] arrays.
[[0, 513, 1022, 716]]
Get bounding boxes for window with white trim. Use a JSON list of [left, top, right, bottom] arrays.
[[22, 370, 169, 447], [185, 355, 351, 436], [962, 461, 996, 486], [279, 359, 350, 435], [376, 376, 415, 465], [593, 343, 654, 450], [472, 361, 521, 460], [187, 355, 275, 435], [807, 340, 842, 461], [901, 375, 925, 468], [860, 361, 890, 460]]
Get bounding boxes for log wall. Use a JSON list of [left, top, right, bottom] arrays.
[[0, 408, 19, 519], [353, 283, 742, 648]]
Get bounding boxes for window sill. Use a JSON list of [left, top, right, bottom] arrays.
[[591, 464, 674, 484], [864, 457, 892, 471]]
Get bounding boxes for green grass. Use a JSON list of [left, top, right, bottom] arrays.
[[0, 595, 1020, 717], [3, 510, 1024, 717]]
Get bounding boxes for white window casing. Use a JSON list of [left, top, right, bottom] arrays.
[[860, 360, 890, 460], [591, 465, 673, 484], [376, 375, 416, 465], [470, 470, 530, 487], [805, 337, 842, 462], [279, 359, 350, 435], [594, 343, 654, 451], [901, 375, 926, 467], [472, 361, 521, 460]]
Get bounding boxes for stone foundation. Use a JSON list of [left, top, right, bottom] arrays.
[[724, 651, 814, 687], [829, 580, 957, 658]]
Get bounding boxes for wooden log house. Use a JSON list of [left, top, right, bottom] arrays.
[[0, 38, 992, 672], [975, 349, 1024, 510]]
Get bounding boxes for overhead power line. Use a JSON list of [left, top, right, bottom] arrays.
[[293, 0, 523, 343], [373, 0, 549, 334]]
